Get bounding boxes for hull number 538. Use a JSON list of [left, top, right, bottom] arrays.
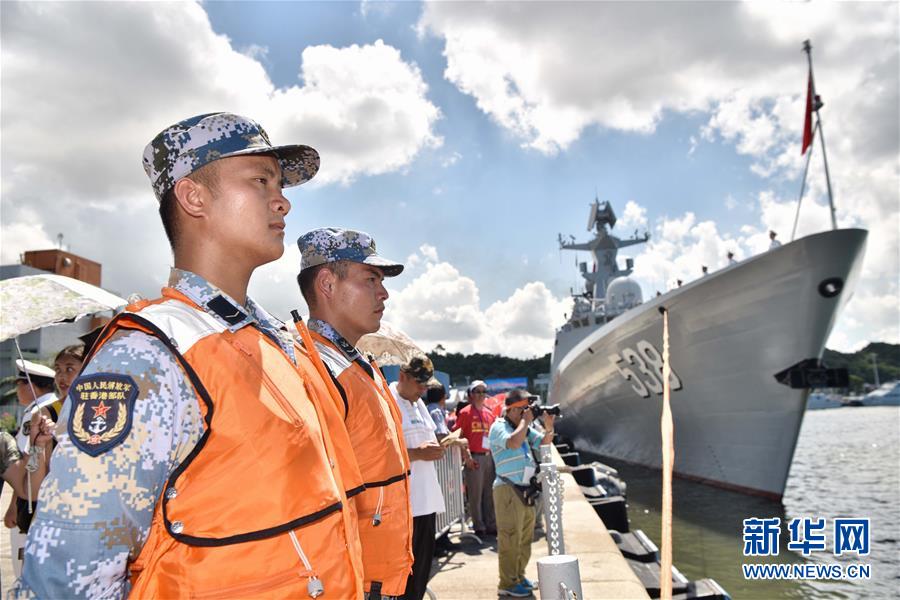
[[610, 340, 683, 398]]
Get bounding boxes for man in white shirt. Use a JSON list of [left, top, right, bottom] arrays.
[[390, 356, 446, 600]]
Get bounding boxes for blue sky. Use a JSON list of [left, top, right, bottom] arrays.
[[1, 1, 897, 357]]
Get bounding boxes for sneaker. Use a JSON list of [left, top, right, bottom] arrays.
[[498, 582, 531, 597], [521, 578, 535, 590]]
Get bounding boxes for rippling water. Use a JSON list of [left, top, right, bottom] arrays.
[[584, 406, 900, 599]]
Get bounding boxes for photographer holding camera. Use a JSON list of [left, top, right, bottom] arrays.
[[488, 389, 555, 597]]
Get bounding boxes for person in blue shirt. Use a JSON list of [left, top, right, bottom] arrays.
[[424, 381, 450, 437], [488, 389, 555, 598]]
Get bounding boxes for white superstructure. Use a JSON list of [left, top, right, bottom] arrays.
[[551, 200, 867, 500]]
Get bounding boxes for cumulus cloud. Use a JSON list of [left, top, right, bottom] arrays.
[[1, 1, 440, 299], [0, 210, 56, 264], [617, 200, 648, 231], [419, 2, 896, 155], [384, 246, 568, 358]]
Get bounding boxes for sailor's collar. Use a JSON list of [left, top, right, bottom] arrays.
[[307, 318, 362, 362], [168, 268, 285, 334]]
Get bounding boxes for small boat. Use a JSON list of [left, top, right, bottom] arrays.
[[863, 380, 900, 406]]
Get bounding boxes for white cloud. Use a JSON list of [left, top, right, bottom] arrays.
[[419, 2, 897, 156], [240, 44, 270, 63], [617, 200, 648, 231], [419, 244, 439, 263], [271, 40, 443, 185], [384, 246, 568, 358], [1, 2, 441, 299], [441, 151, 462, 167], [0, 210, 56, 264]]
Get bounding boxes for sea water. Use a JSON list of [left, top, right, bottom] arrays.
[[588, 405, 900, 599]]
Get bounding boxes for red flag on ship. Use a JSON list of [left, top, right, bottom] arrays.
[[801, 70, 814, 155]]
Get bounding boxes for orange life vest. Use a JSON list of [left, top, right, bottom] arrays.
[[87, 289, 365, 599], [312, 331, 413, 596]]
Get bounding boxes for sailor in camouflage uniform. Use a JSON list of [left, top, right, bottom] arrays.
[[296, 228, 414, 600], [16, 113, 365, 598]]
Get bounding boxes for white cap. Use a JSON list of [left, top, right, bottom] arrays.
[[468, 379, 488, 393], [15, 359, 55, 380]]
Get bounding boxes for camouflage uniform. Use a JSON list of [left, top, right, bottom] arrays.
[[298, 228, 407, 600], [0, 431, 22, 478], [14, 269, 296, 598]]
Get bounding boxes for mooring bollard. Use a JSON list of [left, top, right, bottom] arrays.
[[537, 554, 583, 599], [540, 444, 565, 555]]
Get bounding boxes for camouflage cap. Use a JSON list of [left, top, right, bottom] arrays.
[[400, 355, 434, 384], [297, 227, 404, 277], [142, 112, 319, 202]]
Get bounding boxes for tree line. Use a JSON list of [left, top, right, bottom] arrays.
[[428, 342, 899, 392]]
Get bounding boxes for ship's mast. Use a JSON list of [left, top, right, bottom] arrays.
[[558, 197, 649, 302], [792, 39, 837, 240]]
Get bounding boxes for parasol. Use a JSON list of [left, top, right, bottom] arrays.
[[1, 274, 126, 342], [357, 320, 426, 367], [0, 273, 125, 513]]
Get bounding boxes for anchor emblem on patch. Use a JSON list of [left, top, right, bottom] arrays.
[[68, 373, 138, 457]]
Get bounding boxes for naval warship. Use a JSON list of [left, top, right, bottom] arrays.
[[550, 199, 867, 500]]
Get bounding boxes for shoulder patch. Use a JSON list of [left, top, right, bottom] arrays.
[[67, 373, 138, 457]]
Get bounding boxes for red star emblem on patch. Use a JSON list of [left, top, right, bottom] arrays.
[[92, 401, 112, 419]]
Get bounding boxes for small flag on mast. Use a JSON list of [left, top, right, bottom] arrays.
[[801, 70, 815, 155]]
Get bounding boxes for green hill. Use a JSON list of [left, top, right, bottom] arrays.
[[823, 342, 900, 391]]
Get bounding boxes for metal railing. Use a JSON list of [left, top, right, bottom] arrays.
[[427, 444, 477, 600], [433, 444, 478, 542]]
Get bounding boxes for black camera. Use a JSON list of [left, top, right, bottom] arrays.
[[529, 403, 562, 419]]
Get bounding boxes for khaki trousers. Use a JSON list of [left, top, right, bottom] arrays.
[[492, 484, 535, 590]]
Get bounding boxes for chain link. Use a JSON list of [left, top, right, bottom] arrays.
[[540, 444, 565, 555]]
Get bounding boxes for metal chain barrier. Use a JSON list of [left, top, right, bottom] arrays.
[[540, 444, 565, 555]]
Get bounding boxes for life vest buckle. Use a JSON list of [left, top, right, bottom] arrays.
[[307, 576, 324, 598]]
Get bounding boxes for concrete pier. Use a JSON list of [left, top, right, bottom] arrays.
[[427, 461, 649, 599]]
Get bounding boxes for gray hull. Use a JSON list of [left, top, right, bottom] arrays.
[[551, 229, 868, 500]]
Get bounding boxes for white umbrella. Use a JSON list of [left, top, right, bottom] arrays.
[[357, 321, 426, 367], [0, 273, 125, 509], [0, 274, 126, 342]]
